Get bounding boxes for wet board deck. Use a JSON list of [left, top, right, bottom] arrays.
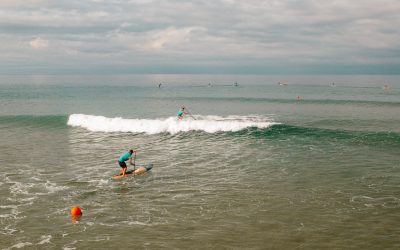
[[112, 164, 153, 180]]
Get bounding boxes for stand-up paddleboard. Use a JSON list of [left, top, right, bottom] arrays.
[[112, 164, 153, 180]]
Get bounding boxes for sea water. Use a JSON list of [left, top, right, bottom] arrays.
[[0, 74, 400, 249]]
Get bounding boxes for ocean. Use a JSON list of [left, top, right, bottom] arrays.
[[1, 74, 400, 249]]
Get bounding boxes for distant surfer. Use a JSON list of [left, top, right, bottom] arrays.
[[177, 106, 188, 120], [118, 149, 136, 176], [158, 83, 162, 88]]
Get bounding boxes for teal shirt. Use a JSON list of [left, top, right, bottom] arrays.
[[177, 110, 184, 117], [119, 152, 132, 162]]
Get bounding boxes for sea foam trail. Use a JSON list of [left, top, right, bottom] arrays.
[[67, 114, 277, 134]]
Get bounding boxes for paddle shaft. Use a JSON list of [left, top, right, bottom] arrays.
[[133, 151, 136, 171], [186, 109, 196, 120]]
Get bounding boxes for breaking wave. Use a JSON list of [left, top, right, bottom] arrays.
[[67, 114, 277, 134]]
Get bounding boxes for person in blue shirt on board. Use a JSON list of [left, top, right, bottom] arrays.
[[118, 149, 136, 176], [177, 106, 188, 120]]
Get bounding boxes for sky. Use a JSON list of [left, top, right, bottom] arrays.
[[1, 0, 400, 74]]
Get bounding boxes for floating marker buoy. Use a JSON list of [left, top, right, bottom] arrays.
[[70, 206, 82, 217]]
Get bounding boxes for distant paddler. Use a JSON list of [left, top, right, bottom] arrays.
[[117, 149, 136, 177], [177, 106, 196, 120], [177, 106, 188, 120]]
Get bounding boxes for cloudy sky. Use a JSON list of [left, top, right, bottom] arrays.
[[1, 0, 400, 74]]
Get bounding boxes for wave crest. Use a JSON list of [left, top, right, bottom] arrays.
[[67, 114, 276, 134]]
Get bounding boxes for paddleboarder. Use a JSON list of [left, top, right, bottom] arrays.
[[118, 149, 136, 177], [177, 106, 188, 120]]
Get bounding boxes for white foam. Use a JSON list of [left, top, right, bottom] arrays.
[[37, 235, 52, 245], [9, 182, 34, 195], [2, 225, 18, 235], [63, 240, 78, 250], [350, 195, 400, 208], [4, 242, 33, 250], [43, 181, 68, 193], [67, 114, 276, 135]]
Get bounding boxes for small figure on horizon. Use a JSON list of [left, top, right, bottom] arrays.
[[297, 95, 301, 101], [234, 81, 238, 87], [158, 83, 162, 88], [117, 149, 136, 177]]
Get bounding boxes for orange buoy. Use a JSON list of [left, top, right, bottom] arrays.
[[70, 206, 82, 217]]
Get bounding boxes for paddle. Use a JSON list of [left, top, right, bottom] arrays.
[[132, 151, 137, 172], [185, 108, 197, 120]]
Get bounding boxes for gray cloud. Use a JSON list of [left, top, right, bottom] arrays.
[[1, 0, 400, 74]]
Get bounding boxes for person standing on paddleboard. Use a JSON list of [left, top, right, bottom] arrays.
[[177, 106, 188, 120], [118, 149, 135, 176]]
